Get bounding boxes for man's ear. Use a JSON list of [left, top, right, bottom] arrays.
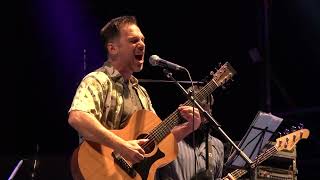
[[106, 42, 118, 56]]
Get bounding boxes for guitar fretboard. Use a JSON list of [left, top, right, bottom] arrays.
[[148, 79, 219, 143], [223, 146, 278, 180]]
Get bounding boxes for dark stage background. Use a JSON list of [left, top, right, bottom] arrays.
[[4, 0, 319, 179]]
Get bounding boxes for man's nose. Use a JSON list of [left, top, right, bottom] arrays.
[[137, 41, 145, 50]]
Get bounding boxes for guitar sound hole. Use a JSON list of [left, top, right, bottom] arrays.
[[137, 134, 155, 154]]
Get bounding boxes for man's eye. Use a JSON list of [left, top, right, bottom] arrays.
[[130, 38, 144, 43]]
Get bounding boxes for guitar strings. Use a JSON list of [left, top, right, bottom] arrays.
[[223, 146, 278, 180], [140, 80, 219, 151]]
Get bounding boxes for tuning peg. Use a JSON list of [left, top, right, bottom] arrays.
[[213, 63, 221, 71], [277, 131, 282, 137], [284, 128, 290, 135], [290, 126, 297, 132], [187, 89, 193, 96], [297, 123, 304, 129]]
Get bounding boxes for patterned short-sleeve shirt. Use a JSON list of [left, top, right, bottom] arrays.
[[69, 61, 155, 130]]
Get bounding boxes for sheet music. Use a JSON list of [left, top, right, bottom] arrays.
[[228, 111, 283, 167]]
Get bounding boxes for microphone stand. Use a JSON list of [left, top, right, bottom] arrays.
[[162, 69, 253, 167], [8, 160, 24, 180]]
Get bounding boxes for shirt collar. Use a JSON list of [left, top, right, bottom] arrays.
[[102, 61, 139, 87]]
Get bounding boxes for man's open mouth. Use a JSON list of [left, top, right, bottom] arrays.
[[135, 55, 143, 60]]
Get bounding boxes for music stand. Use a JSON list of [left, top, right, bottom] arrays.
[[226, 111, 283, 169]]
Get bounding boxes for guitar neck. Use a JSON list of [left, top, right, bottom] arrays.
[[150, 79, 220, 143], [194, 80, 219, 103], [224, 146, 278, 180]]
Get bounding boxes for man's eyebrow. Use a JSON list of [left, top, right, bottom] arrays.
[[128, 36, 145, 41]]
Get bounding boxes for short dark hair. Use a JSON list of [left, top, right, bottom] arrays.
[[100, 16, 137, 45]]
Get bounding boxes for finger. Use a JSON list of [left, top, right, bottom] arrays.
[[178, 105, 186, 110], [136, 139, 148, 154], [179, 107, 188, 114], [133, 143, 145, 155], [188, 107, 199, 114], [137, 147, 145, 155], [180, 111, 191, 119], [137, 138, 149, 144], [183, 111, 196, 118]]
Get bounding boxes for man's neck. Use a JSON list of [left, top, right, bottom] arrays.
[[117, 69, 132, 80], [108, 59, 132, 80]]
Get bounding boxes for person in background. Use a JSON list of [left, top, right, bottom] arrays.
[[156, 84, 224, 180]]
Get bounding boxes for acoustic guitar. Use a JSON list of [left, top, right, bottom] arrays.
[[71, 62, 236, 180]]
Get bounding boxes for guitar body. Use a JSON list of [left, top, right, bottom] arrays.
[[70, 110, 178, 180]]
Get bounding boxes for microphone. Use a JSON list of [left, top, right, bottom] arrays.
[[149, 55, 185, 71]]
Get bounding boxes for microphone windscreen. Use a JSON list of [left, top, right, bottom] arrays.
[[149, 55, 160, 66]]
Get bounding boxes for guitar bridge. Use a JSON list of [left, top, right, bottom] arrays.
[[112, 152, 137, 178]]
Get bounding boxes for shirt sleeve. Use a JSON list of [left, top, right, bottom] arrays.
[[69, 75, 106, 121]]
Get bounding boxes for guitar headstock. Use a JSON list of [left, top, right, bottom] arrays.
[[275, 128, 310, 151], [211, 62, 237, 88]]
